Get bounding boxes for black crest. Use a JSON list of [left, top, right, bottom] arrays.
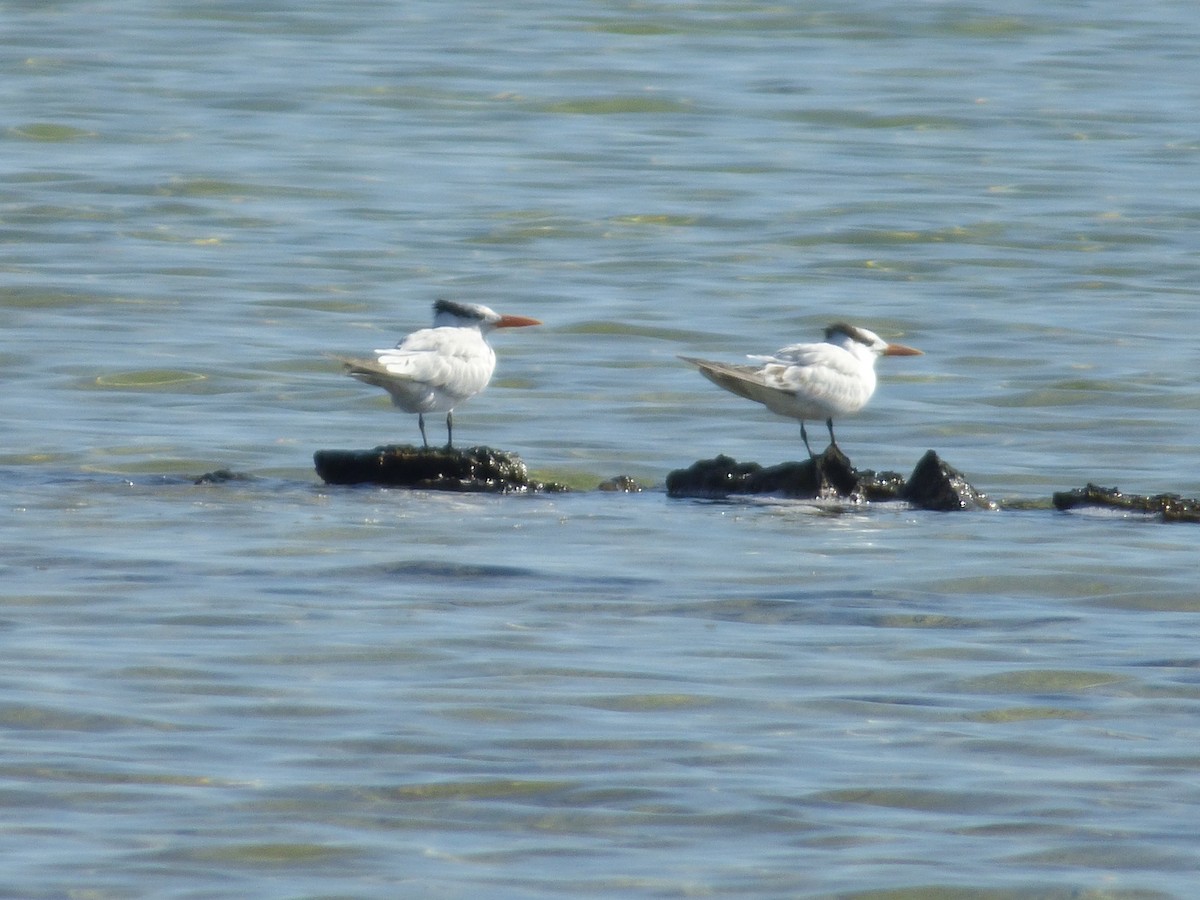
[[434, 299, 485, 320], [824, 322, 872, 346]]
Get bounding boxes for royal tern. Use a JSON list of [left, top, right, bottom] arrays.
[[333, 299, 541, 448], [680, 322, 921, 457]]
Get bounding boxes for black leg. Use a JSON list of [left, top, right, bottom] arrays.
[[418, 413, 429, 448], [826, 417, 837, 448], [800, 420, 815, 459], [445, 412, 454, 449]]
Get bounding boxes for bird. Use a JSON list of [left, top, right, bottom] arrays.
[[680, 322, 921, 458], [332, 299, 541, 448]]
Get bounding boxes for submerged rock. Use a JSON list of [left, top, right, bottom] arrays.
[[313, 445, 569, 493], [194, 469, 254, 485], [666, 446, 991, 512], [1052, 483, 1200, 523], [596, 475, 645, 492]]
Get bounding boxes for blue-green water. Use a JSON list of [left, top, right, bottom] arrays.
[[3, 2, 1200, 897]]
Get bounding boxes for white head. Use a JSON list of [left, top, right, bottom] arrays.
[[824, 322, 922, 361], [432, 299, 541, 332]]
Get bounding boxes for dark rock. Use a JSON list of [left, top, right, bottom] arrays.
[[900, 450, 995, 511], [313, 445, 569, 493], [814, 444, 859, 497], [665, 445, 890, 502], [597, 475, 645, 492], [858, 468, 908, 502], [667, 446, 989, 511], [666, 453, 815, 500], [1052, 483, 1200, 523], [665, 446, 854, 501]]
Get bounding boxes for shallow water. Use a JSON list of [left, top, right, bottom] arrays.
[[3, 2, 1200, 898]]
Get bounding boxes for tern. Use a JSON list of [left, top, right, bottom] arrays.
[[333, 299, 541, 448], [680, 322, 921, 458]]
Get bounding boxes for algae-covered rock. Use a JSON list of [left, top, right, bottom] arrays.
[[313, 444, 568, 493], [1052, 483, 1200, 523]]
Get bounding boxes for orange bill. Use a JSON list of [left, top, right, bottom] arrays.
[[495, 314, 542, 328]]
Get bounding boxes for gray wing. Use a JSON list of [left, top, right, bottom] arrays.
[[678, 356, 778, 405]]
